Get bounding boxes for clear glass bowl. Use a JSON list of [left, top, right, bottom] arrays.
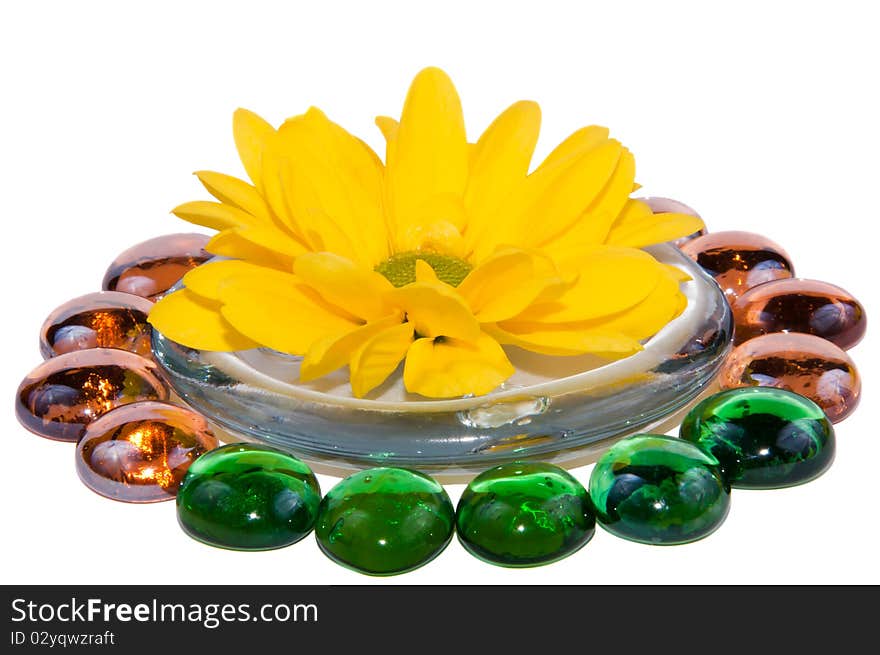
[[152, 244, 732, 473]]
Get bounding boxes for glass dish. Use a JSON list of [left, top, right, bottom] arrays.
[[152, 244, 732, 474]]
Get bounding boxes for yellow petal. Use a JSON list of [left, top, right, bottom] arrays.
[[206, 229, 295, 270], [535, 125, 610, 173], [606, 204, 706, 248], [398, 218, 466, 257], [148, 289, 258, 352], [514, 246, 662, 322], [524, 140, 623, 246], [457, 248, 567, 323], [268, 108, 388, 265], [350, 322, 415, 397], [294, 252, 394, 321], [579, 266, 687, 340], [414, 258, 441, 284], [301, 315, 403, 382], [172, 200, 256, 231], [387, 67, 468, 247], [542, 148, 637, 252], [194, 171, 273, 224], [485, 321, 642, 357], [664, 264, 692, 283], [182, 259, 297, 301], [208, 225, 307, 268], [403, 333, 514, 398], [233, 108, 275, 184], [463, 101, 541, 255], [375, 115, 399, 167], [388, 281, 480, 341], [219, 272, 361, 354]]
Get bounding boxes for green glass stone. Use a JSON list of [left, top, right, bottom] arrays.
[[680, 387, 835, 489], [456, 462, 596, 567], [589, 435, 730, 545], [315, 467, 455, 576], [176, 443, 321, 551]]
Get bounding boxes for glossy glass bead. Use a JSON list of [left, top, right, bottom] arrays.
[[639, 196, 706, 246], [456, 462, 595, 567], [680, 230, 794, 300], [177, 443, 320, 550], [719, 333, 860, 423], [76, 401, 218, 502], [315, 467, 455, 576], [16, 349, 169, 442], [102, 233, 211, 301], [732, 278, 866, 349], [589, 434, 730, 545], [40, 291, 154, 359], [680, 388, 835, 489]]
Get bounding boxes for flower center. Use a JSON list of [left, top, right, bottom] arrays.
[[375, 251, 472, 287]]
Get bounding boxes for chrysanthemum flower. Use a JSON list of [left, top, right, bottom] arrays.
[[149, 67, 703, 399]]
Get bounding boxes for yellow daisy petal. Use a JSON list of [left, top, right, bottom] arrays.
[[208, 225, 307, 268], [388, 281, 480, 341], [524, 140, 623, 246], [268, 108, 388, 265], [194, 171, 273, 224], [606, 203, 706, 248], [294, 252, 394, 321], [414, 259, 442, 284], [182, 259, 296, 301], [375, 115, 399, 175], [350, 322, 415, 398], [485, 321, 642, 358], [172, 201, 256, 231], [219, 272, 361, 355], [148, 289, 258, 352], [301, 314, 403, 382], [463, 101, 541, 255], [457, 248, 567, 323], [206, 230, 294, 270], [665, 264, 692, 283], [536, 125, 611, 173], [514, 246, 662, 323], [403, 333, 514, 398], [580, 266, 687, 340], [388, 67, 468, 247], [397, 216, 466, 257], [233, 108, 275, 184]]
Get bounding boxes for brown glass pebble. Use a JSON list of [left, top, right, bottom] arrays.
[[102, 233, 211, 301], [719, 332, 860, 422], [733, 278, 866, 349], [680, 231, 794, 300], [40, 291, 154, 359], [640, 196, 707, 247], [76, 401, 218, 502], [16, 349, 169, 442]]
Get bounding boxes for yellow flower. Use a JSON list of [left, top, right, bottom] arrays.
[[149, 67, 704, 399]]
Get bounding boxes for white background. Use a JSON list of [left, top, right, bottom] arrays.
[[2, 1, 877, 585]]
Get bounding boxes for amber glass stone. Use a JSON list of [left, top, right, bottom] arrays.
[[40, 291, 154, 359], [719, 333, 860, 423], [680, 231, 794, 300], [76, 401, 218, 502], [16, 349, 169, 442], [640, 196, 706, 247], [102, 233, 211, 301], [732, 278, 866, 349]]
